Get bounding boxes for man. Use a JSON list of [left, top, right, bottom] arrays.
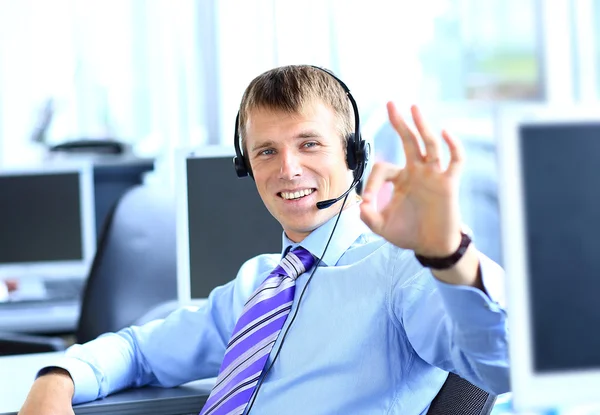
[[19, 65, 508, 415]]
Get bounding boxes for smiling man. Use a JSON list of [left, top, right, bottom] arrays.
[[19, 65, 509, 415], [245, 100, 353, 241]]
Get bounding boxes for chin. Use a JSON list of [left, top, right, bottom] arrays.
[[283, 220, 316, 234]]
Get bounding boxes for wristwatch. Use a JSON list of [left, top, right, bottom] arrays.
[[414, 232, 472, 270]]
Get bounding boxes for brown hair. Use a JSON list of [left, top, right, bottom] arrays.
[[238, 65, 354, 154]]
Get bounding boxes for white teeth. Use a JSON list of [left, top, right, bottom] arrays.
[[281, 189, 314, 200]]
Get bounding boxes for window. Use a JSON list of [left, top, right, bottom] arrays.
[[0, 0, 210, 167], [419, 0, 542, 101]]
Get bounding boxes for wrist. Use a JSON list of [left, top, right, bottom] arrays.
[[414, 231, 463, 258], [35, 367, 75, 399], [430, 244, 484, 289], [414, 232, 471, 270]]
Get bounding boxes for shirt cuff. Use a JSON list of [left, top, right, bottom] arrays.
[[37, 356, 100, 404], [433, 253, 506, 328]]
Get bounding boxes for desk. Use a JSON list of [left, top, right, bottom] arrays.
[[0, 352, 214, 415]]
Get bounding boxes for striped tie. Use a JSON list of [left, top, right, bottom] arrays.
[[200, 247, 315, 415]]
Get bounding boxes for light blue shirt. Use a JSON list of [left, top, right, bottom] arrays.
[[47, 204, 509, 414]]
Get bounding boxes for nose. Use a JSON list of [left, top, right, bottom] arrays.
[[279, 149, 302, 180]]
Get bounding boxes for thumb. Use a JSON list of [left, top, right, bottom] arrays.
[[360, 198, 384, 235]]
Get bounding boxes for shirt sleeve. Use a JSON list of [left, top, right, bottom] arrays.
[[37, 279, 237, 404], [390, 250, 510, 395]]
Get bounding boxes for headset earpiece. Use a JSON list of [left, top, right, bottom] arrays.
[[356, 134, 369, 168], [346, 132, 369, 182], [345, 133, 358, 171], [232, 113, 253, 178], [233, 154, 249, 178]]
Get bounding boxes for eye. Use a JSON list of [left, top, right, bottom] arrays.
[[258, 148, 275, 156], [302, 141, 319, 149]]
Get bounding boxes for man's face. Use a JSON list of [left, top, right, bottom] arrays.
[[245, 100, 354, 243]]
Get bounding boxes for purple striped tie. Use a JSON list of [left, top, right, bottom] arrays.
[[199, 247, 315, 415]]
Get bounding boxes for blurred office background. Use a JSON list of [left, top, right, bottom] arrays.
[[0, 0, 598, 264]]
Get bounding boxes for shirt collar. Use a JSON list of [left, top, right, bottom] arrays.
[[280, 203, 370, 266]]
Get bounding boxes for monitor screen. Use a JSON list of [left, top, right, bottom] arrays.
[[520, 122, 600, 373], [0, 172, 83, 263], [0, 166, 96, 279], [178, 149, 283, 300], [497, 107, 600, 411]]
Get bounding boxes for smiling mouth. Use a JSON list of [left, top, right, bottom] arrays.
[[278, 188, 316, 200]]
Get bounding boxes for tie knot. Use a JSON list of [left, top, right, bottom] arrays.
[[277, 246, 315, 280]]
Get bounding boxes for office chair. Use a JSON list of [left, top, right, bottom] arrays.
[[76, 183, 178, 343], [427, 372, 497, 415], [0, 184, 179, 354]]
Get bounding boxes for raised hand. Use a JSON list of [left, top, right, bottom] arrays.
[[360, 102, 464, 258]]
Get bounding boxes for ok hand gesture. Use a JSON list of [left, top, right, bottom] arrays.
[[360, 102, 464, 258]]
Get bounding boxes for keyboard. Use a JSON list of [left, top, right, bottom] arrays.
[[44, 278, 86, 302], [0, 278, 85, 333], [0, 277, 86, 308]]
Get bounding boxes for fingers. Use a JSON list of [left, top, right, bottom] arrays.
[[386, 101, 422, 163], [441, 129, 464, 177], [388, 102, 463, 174], [360, 199, 384, 235], [411, 105, 440, 165], [360, 162, 401, 234], [362, 161, 401, 201]]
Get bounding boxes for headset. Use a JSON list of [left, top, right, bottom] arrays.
[[232, 66, 370, 209]]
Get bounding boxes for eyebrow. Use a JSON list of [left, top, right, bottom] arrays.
[[250, 130, 324, 152], [251, 140, 275, 152], [296, 130, 323, 139]]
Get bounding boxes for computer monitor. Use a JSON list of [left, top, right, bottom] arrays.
[[176, 147, 283, 302], [0, 164, 96, 281], [496, 106, 600, 411]]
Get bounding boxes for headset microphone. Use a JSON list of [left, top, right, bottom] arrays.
[[316, 180, 359, 210], [316, 132, 369, 210], [315, 158, 367, 210]]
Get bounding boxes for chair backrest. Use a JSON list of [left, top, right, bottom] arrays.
[[427, 372, 497, 415], [76, 184, 178, 343]]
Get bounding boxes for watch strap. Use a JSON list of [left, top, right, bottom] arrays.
[[414, 232, 472, 270]]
